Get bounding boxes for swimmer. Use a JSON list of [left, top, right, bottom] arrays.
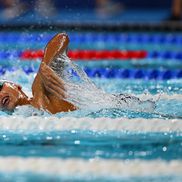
[[0, 33, 77, 114], [0, 32, 155, 115]]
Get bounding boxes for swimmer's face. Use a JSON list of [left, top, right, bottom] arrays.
[[0, 82, 23, 111]]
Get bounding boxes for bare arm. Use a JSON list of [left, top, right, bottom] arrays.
[[31, 33, 77, 113], [39, 62, 67, 99], [32, 33, 69, 96]]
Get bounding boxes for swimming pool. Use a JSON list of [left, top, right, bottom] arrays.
[[0, 31, 181, 181]]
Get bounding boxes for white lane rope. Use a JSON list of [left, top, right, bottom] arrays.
[[0, 116, 181, 132], [0, 157, 181, 177]]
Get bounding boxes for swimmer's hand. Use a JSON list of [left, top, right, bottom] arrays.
[[39, 62, 67, 99]]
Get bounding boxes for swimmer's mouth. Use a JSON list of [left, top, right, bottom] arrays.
[[1, 96, 10, 107]]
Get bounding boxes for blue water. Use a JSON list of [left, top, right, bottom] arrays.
[[0, 173, 181, 182], [0, 31, 181, 181], [0, 131, 181, 160]]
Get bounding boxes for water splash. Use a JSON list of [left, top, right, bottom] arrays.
[[52, 54, 156, 113]]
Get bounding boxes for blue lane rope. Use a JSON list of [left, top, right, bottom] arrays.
[[0, 66, 181, 80], [0, 50, 182, 60], [84, 68, 182, 79], [0, 32, 182, 45]]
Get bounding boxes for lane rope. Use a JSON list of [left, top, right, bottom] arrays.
[[0, 157, 181, 178], [1, 32, 182, 45], [0, 116, 181, 132], [0, 66, 181, 80]]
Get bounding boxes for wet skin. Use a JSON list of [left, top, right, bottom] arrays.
[[0, 33, 76, 114]]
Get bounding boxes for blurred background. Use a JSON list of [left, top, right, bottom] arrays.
[[0, 0, 179, 26]]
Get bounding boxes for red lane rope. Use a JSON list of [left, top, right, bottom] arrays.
[[20, 50, 148, 60]]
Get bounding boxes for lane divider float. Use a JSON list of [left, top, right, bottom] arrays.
[[1, 33, 182, 45], [0, 66, 181, 79], [0, 50, 181, 60]]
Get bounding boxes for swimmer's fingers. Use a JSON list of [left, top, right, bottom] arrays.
[[40, 63, 65, 91], [40, 63, 67, 98], [43, 82, 67, 99], [40, 74, 67, 98], [41, 71, 65, 92]]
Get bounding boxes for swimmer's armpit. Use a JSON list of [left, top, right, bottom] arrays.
[[39, 62, 67, 99]]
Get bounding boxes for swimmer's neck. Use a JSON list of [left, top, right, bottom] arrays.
[[18, 97, 32, 106], [16, 92, 32, 107], [16, 96, 41, 111]]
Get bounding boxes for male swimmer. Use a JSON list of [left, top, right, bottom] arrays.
[[0, 33, 76, 114], [0, 33, 156, 115]]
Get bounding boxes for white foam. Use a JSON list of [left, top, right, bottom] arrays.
[[138, 93, 182, 101], [0, 157, 181, 177], [0, 116, 181, 132]]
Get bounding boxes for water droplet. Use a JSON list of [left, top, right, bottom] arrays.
[[46, 136, 53, 140], [71, 130, 76, 134], [74, 140, 80, 144], [23, 136, 28, 140], [162, 146, 167, 151], [56, 136, 61, 139]]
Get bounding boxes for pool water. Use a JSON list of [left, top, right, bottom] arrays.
[[0, 31, 181, 181]]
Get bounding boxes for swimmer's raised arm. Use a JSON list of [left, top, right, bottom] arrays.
[[31, 32, 76, 113], [32, 33, 69, 96]]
